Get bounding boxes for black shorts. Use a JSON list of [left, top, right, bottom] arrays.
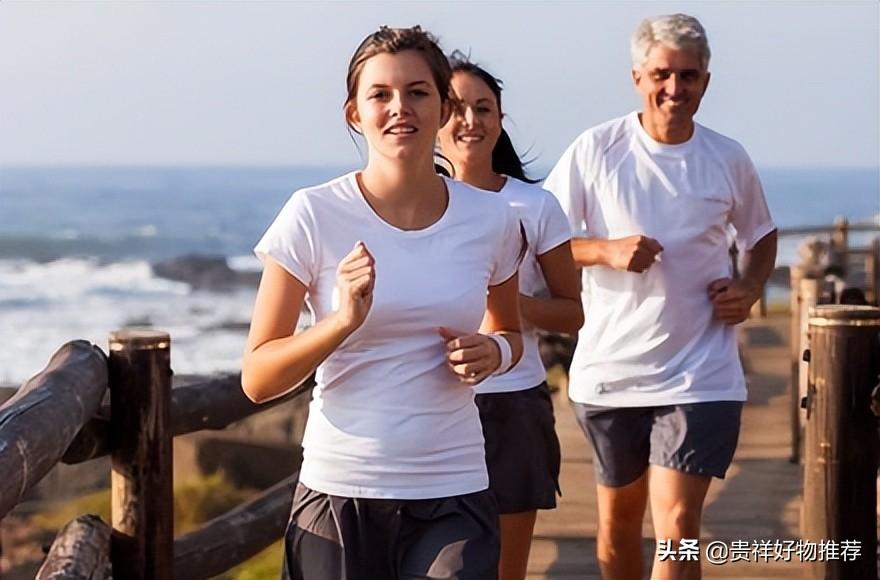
[[573, 401, 743, 487], [283, 483, 500, 580], [475, 383, 561, 514]]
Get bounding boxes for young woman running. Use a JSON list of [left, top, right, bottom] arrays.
[[242, 27, 525, 580], [437, 53, 583, 580]]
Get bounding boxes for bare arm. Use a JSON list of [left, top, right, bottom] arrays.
[[242, 243, 375, 403], [483, 273, 524, 365], [571, 235, 663, 271], [519, 241, 584, 335], [708, 230, 778, 324]]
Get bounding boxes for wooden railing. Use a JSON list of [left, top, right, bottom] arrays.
[[0, 331, 314, 579], [1, 217, 877, 579], [743, 217, 880, 317], [785, 218, 880, 465], [781, 219, 880, 577]]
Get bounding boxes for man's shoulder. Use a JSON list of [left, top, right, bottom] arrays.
[[565, 113, 635, 166], [697, 123, 751, 162], [575, 113, 633, 147]]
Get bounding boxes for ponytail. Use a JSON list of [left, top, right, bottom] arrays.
[[492, 129, 539, 184]]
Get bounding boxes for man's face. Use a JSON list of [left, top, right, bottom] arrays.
[[632, 44, 710, 127]]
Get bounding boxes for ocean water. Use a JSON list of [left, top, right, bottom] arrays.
[[1, 165, 878, 384]]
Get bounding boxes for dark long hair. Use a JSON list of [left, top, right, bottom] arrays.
[[447, 51, 539, 184]]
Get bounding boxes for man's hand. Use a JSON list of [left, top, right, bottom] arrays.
[[606, 235, 664, 272], [708, 278, 761, 325]]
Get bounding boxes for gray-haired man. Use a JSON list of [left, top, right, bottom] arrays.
[[545, 13, 778, 580]]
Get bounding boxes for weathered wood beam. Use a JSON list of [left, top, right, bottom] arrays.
[[35, 514, 111, 579], [173, 472, 297, 579], [63, 373, 314, 465], [0, 341, 107, 518], [777, 222, 879, 237]]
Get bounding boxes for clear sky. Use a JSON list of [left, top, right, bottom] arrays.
[[1, 1, 878, 169]]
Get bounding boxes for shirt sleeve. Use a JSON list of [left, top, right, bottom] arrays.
[[730, 150, 776, 250], [253, 192, 318, 287], [489, 202, 524, 286], [543, 137, 590, 236], [536, 189, 573, 255]]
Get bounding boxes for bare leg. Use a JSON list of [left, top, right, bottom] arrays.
[[498, 511, 537, 580], [648, 466, 712, 580], [595, 472, 649, 580]]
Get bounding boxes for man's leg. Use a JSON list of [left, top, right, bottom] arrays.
[[646, 401, 742, 580], [573, 403, 655, 580], [648, 466, 711, 580], [596, 472, 649, 580]]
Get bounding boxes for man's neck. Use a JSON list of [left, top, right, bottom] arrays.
[[638, 112, 694, 145]]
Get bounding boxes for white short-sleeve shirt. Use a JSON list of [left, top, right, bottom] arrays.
[[255, 172, 522, 499], [475, 177, 572, 394], [544, 112, 776, 407]]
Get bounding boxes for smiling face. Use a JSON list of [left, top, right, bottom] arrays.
[[346, 50, 450, 164], [437, 71, 502, 174], [632, 43, 710, 134]]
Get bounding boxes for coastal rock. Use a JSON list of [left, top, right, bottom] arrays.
[[152, 255, 260, 290]]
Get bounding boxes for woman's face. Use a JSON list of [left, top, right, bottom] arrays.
[[347, 50, 449, 163], [437, 72, 502, 172]]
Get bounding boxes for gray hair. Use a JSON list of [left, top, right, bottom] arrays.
[[631, 14, 711, 71]]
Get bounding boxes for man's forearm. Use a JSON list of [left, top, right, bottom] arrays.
[[740, 230, 778, 294], [570, 237, 610, 268]]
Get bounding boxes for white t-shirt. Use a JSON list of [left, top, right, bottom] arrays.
[[475, 177, 572, 394], [254, 172, 522, 499], [544, 112, 776, 407]]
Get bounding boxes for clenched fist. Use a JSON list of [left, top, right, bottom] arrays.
[[607, 235, 663, 272], [334, 241, 375, 332], [708, 277, 760, 325], [438, 327, 501, 386]]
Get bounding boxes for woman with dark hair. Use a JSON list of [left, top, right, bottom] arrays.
[[438, 53, 583, 580], [243, 27, 525, 580]]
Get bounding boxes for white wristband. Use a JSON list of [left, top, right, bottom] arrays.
[[486, 333, 514, 376]]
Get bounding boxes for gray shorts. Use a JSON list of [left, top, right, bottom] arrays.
[[475, 383, 561, 513], [572, 401, 743, 487], [283, 483, 499, 580]]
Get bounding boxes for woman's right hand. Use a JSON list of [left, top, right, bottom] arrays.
[[334, 241, 375, 333]]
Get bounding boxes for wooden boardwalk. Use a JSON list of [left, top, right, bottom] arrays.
[[528, 314, 807, 579]]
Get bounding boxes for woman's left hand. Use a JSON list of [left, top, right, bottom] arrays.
[[438, 327, 501, 385]]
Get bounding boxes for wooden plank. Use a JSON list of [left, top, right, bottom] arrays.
[[173, 472, 297, 579], [0, 341, 107, 518], [35, 514, 111, 579]]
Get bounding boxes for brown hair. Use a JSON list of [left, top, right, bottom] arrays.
[[344, 26, 451, 132]]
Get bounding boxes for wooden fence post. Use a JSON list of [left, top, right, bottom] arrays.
[[796, 277, 821, 465], [802, 305, 880, 580], [866, 237, 880, 305], [831, 216, 849, 276], [109, 330, 173, 580], [789, 266, 803, 463]]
